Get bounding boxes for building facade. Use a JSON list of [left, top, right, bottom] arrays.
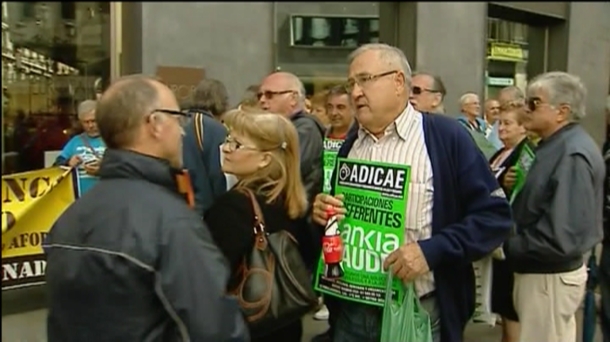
[[119, 2, 610, 147], [0, 2, 609, 339], [2, 2, 610, 175]]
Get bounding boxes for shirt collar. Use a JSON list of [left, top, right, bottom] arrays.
[[357, 103, 417, 141]]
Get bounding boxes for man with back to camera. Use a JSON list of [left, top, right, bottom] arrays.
[[54, 99, 106, 195], [311, 43, 512, 342], [44, 75, 248, 342], [182, 78, 230, 216], [258, 71, 326, 268]]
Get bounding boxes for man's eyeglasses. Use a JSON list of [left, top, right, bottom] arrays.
[[257, 90, 295, 100], [152, 109, 192, 125], [411, 86, 440, 95], [346, 70, 398, 91]]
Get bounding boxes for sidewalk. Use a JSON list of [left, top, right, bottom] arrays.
[[301, 309, 603, 342], [1, 285, 604, 342]]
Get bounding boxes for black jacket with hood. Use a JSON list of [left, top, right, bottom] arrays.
[[289, 111, 325, 268], [44, 149, 248, 342], [291, 110, 325, 204]]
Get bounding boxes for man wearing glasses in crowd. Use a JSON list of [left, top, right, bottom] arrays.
[[45, 75, 248, 342], [312, 44, 512, 342], [409, 72, 447, 114], [504, 72, 604, 342], [258, 72, 326, 270]]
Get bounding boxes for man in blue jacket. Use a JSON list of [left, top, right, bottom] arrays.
[[312, 43, 512, 342], [182, 79, 229, 217]]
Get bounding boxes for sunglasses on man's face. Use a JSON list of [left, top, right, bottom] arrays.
[[526, 97, 542, 112], [257, 90, 295, 100], [411, 86, 439, 95]]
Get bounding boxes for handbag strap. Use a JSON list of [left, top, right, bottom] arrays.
[[241, 188, 267, 234]]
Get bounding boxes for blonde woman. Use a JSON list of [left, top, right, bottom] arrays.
[[204, 109, 309, 342], [488, 103, 534, 342]]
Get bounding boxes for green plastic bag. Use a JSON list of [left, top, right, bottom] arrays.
[[380, 269, 433, 342]]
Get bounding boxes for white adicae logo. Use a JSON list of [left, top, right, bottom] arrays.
[[339, 163, 351, 181]]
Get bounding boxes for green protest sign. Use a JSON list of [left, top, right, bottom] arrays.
[[509, 144, 535, 204], [315, 158, 411, 307], [322, 138, 344, 194]]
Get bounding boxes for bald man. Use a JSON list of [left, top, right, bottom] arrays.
[[259, 72, 325, 268], [44, 75, 249, 342]]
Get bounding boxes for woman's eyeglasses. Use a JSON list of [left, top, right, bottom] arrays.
[[223, 136, 258, 153]]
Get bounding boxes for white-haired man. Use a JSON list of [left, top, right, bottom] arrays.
[[457, 92, 499, 159], [55, 99, 106, 195], [505, 72, 605, 342], [311, 43, 512, 342]]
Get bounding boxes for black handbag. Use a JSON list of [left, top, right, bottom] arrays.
[[230, 189, 318, 336]]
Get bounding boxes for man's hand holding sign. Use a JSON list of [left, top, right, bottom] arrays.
[[383, 243, 430, 282], [313, 192, 429, 283]]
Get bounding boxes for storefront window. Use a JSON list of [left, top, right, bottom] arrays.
[[274, 3, 379, 98], [2, 2, 111, 174], [485, 18, 529, 99]]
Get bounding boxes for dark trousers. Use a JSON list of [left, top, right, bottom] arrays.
[[601, 244, 610, 342], [325, 295, 341, 335], [252, 319, 302, 342]]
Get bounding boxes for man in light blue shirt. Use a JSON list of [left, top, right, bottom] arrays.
[[456, 92, 499, 159], [55, 100, 106, 195]]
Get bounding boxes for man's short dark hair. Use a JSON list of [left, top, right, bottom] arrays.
[[327, 84, 349, 99], [191, 78, 229, 117], [413, 72, 447, 99], [96, 74, 159, 149], [239, 85, 260, 108]]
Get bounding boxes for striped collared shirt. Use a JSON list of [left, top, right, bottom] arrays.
[[348, 104, 435, 297]]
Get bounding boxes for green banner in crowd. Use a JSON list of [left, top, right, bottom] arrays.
[[509, 144, 535, 204], [315, 158, 411, 307], [322, 138, 344, 194]]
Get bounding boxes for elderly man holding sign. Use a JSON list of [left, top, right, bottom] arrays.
[[311, 43, 512, 342]]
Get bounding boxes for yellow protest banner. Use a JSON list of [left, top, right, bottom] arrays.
[[1, 167, 78, 290]]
